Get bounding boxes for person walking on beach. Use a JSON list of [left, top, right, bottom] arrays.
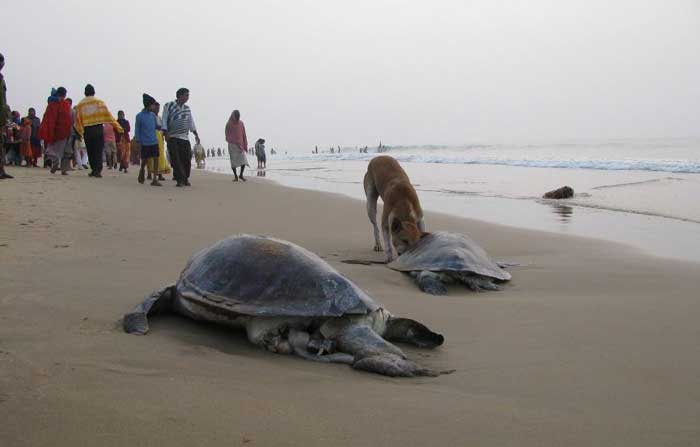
[[39, 87, 72, 175], [73, 134, 88, 170], [135, 94, 162, 187], [70, 102, 88, 170], [255, 138, 266, 169], [74, 84, 122, 178], [147, 101, 170, 182], [225, 110, 248, 182], [116, 110, 131, 173], [25, 108, 41, 167], [162, 87, 199, 187], [0, 52, 12, 179], [103, 122, 117, 169], [6, 110, 22, 166]]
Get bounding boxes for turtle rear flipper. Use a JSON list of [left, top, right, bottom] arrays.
[[123, 284, 175, 334]]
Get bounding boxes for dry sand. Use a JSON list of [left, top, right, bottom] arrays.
[[1, 167, 698, 446]]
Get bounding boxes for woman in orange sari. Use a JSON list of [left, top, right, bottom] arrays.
[[116, 110, 131, 173]]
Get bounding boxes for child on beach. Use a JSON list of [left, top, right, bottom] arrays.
[[103, 123, 117, 169], [135, 94, 162, 186], [73, 136, 88, 170], [20, 118, 33, 167]]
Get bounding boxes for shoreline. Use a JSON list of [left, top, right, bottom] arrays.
[[206, 158, 700, 264], [1, 166, 699, 446]]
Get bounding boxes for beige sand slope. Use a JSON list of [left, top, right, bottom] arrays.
[[1, 167, 698, 446]]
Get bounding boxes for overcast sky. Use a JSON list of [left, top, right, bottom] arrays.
[[3, 0, 698, 151]]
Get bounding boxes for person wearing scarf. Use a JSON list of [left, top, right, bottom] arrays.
[[225, 109, 248, 182], [74, 84, 123, 178]]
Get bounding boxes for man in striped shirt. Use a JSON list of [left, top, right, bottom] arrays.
[[162, 88, 200, 187]]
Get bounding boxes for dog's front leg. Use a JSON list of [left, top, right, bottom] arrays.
[[381, 216, 394, 262], [366, 196, 382, 252]]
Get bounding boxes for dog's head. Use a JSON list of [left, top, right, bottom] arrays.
[[391, 220, 424, 255]]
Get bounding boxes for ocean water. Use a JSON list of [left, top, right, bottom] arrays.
[[206, 138, 700, 263]]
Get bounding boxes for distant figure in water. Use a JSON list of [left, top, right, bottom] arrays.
[[255, 138, 266, 169], [225, 109, 248, 182], [270, 148, 276, 155]]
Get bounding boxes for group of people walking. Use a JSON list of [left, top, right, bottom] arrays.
[[2, 52, 269, 185]]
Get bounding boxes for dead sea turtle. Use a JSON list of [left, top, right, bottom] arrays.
[[123, 235, 446, 377], [388, 231, 512, 295]]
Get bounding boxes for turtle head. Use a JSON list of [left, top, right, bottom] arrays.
[[383, 316, 444, 348]]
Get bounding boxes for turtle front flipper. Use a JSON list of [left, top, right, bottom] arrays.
[[353, 353, 440, 377], [414, 271, 448, 295], [123, 284, 176, 335], [459, 273, 501, 291], [336, 324, 442, 377]]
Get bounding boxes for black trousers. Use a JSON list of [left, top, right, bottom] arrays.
[[84, 124, 104, 173], [166, 138, 192, 182]]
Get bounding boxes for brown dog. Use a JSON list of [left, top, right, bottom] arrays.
[[364, 156, 425, 262]]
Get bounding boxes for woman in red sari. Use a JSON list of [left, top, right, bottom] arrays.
[[20, 118, 33, 166]]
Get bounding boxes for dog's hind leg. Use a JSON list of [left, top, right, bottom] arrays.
[[364, 172, 383, 252]]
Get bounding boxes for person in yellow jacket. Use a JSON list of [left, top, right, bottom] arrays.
[[74, 84, 122, 178]]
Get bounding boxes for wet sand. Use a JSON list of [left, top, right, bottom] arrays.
[[1, 167, 698, 446]]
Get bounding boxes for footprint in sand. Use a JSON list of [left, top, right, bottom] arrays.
[[78, 317, 113, 335], [73, 359, 167, 377]]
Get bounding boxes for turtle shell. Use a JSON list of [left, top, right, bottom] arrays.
[[176, 235, 378, 317], [388, 231, 511, 281]]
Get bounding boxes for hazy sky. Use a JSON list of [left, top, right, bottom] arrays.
[[3, 0, 699, 151]]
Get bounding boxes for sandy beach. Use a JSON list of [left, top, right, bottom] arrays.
[[1, 166, 699, 446]]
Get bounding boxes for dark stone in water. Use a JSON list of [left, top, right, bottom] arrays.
[[543, 186, 574, 199]]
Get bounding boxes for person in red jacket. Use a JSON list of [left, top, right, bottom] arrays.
[[39, 87, 73, 175]]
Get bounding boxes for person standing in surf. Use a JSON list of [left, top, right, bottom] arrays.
[[225, 110, 248, 182]]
